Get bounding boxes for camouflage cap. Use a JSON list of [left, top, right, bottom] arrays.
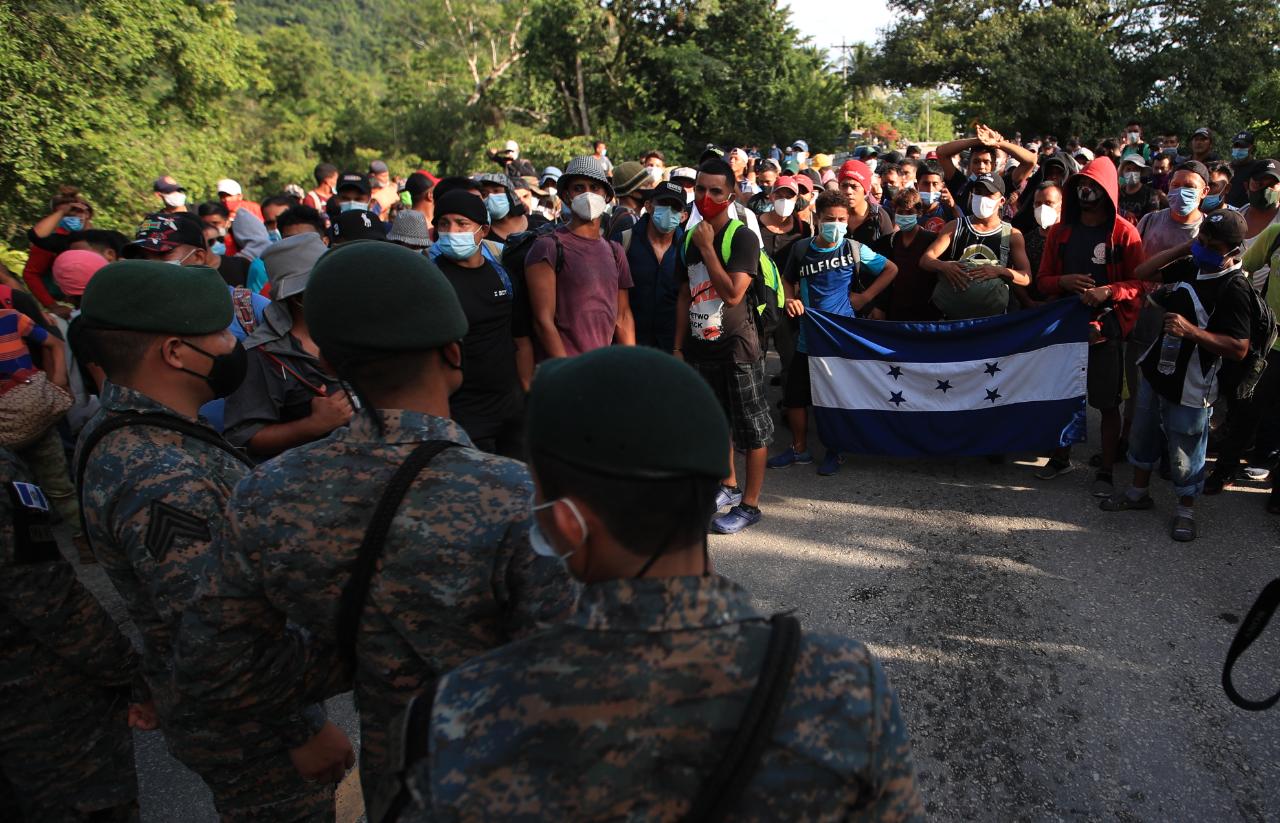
[[527, 347, 730, 479], [305, 240, 468, 361], [79, 260, 231, 334]]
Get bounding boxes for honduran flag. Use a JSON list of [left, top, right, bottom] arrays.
[[803, 299, 1091, 457]]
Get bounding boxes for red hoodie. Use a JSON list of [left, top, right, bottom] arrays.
[[1037, 157, 1148, 339]]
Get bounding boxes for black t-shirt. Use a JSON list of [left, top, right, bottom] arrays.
[[759, 217, 810, 264], [1061, 222, 1110, 285], [437, 256, 525, 435], [217, 255, 250, 288], [1140, 259, 1253, 405], [1117, 185, 1162, 225], [677, 220, 761, 364], [850, 204, 895, 258]]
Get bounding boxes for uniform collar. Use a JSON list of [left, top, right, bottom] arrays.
[[569, 574, 763, 633], [100, 381, 199, 422], [344, 408, 475, 447]]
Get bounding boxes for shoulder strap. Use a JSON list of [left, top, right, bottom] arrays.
[[337, 439, 457, 668], [998, 221, 1012, 266], [621, 228, 633, 253], [1223, 577, 1280, 711], [76, 411, 253, 532], [480, 240, 514, 296], [553, 232, 565, 276], [721, 219, 744, 264], [260, 350, 327, 396], [682, 613, 802, 823]]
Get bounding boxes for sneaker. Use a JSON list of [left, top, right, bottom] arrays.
[[1100, 492, 1155, 511], [1244, 466, 1270, 481], [817, 450, 843, 476], [1090, 472, 1114, 498], [1036, 457, 1077, 480], [767, 447, 813, 469], [712, 504, 762, 534], [1170, 515, 1197, 542], [714, 485, 743, 510]]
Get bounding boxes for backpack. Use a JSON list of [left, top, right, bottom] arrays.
[[931, 219, 1014, 320], [499, 222, 564, 287], [680, 219, 785, 343], [1221, 265, 1279, 401]]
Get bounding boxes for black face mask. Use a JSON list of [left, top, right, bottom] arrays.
[[179, 339, 248, 398]]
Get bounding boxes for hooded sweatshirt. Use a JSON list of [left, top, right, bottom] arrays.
[[1038, 157, 1148, 339], [230, 206, 270, 262]]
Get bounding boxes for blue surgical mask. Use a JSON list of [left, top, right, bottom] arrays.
[[340, 201, 368, 213], [652, 205, 681, 233], [438, 231, 479, 260], [267, 229, 282, 243], [818, 221, 847, 246], [58, 216, 83, 232], [895, 214, 918, 231], [967, 172, 978, 182], [486, 194, 511, 221], [1202, 194, 1222, 210], [1190, 240, 1227, 271], [918, 190, 939, 206], [1232, 148, 1250, 161], [211, 240, 227, 256], [1169, 186, 1201, 216]]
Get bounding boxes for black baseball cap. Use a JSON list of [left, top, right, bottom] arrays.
[[152, 177, 185, 194], [1233, 131, 1255, 148], [404, 172, 434, 201], [1192, 127, 1212, 139], [646, 181, 686, 208], [127, 212, 207, 255], [972, 173, 1006, 196], [1200, 209, 1246, 247], [1251, 159, 1280, 184], [1175, 160, 1211, 185], [328, 210, 385, 244], [336, 171, 371, 196]]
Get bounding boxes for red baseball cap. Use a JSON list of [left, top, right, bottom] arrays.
[[838, 159, 872, 190], [793, 174, 814, 195], [772, 175, 801, 195]]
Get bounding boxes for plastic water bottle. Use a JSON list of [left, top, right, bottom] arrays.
[[1156, 333, 1181, 375]]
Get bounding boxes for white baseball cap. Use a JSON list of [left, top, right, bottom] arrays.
[[215, 178, 242, 197], [670, 166, 697, 183], [504, 140, 520, 155]]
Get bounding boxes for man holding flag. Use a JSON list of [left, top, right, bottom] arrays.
[[769, 190, 897, 476]]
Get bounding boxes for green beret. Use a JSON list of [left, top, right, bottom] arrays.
[[305, 240, 469, 362], [528, 347, 729, 479], [79, 261, 231, 334]]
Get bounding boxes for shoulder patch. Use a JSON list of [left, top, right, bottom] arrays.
[[145, 501, 211, 562], [9, 481, 60, 564]]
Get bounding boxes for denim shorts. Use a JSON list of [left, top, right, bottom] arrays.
[[1127, 377, 1211, 498]]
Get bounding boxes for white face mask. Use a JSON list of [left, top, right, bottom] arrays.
[[772, 197, 796, 218], [570, 191, 608, 221], [1034, 204, 1060, 229], [161, 191, 186, 208], [545, 186, 557, 198], [970, 193, 1000, 219], [646, 166, 663, 182]]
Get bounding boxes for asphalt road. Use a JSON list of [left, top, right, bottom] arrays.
[[68, 411, 1279, 822]]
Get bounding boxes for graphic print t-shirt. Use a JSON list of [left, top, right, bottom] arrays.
[[784, 238, 887, 352], [678, 220, 761, 364]]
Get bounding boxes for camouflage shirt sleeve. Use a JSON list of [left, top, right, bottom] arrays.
[[864, 655, 926, 821], [2, 473, 141, 696], [491, 517, 578, 641], [174, 504, 340, 748]]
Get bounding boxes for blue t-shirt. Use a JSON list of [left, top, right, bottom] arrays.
[[784, 238, 887, 353]]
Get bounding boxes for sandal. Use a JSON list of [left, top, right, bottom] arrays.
[[1170, 515, 1197, 542]]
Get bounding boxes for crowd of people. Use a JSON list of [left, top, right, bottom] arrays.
[[2, 121, 1279, 820]]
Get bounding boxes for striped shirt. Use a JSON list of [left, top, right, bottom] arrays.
[[0, 309, 47, 376]]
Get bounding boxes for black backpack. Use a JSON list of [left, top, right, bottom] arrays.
[[500, 221, 565, 283], [1223, 261, 1279, 400]]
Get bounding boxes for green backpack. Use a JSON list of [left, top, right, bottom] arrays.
[[680, 219, 785, 341]]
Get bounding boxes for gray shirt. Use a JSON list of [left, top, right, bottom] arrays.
[[1136, 208, 1201, 257]]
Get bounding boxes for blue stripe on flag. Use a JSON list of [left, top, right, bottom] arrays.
[[814, 399, 1088, 458], [804, 298, 1092, 364]]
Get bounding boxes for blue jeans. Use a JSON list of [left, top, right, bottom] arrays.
[[1127, 378, 1211, 498]]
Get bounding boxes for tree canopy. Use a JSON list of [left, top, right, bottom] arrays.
[[3, 0, 1278, 241]]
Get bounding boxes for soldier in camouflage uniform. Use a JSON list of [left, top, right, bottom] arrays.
[[73, 260, 343, 821], [175, 241, 575, 815], [402, 346, 925, 822], [0, 447, 141, 822]]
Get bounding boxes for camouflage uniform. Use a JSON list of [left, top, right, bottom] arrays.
[[176, 409, 575, 812], [0, 447, 140, 822], [77, 382, 334, 821], [407, 574, 925, 822]]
